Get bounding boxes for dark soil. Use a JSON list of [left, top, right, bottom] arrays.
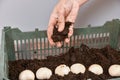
[[51, 22, 72, 42], [9, 44, 120, 80]]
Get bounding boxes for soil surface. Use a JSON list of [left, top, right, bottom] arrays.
[[9, 44, 120, 80], [51, 22, 72, 42]]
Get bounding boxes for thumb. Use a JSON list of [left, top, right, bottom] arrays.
[[58, 15, 65, 32], [58, 9, 65, 32]]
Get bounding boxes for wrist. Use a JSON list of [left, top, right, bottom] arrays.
[[76, 0, 88, 7]]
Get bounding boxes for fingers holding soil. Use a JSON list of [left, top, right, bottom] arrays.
[[51, 22, 72, 44]]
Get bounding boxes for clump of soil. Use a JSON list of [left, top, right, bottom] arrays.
[[9, 44, 120, 80], [51, 22, 72, 42]]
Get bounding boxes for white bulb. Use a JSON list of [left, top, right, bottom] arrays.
[[55, 64, 70, 77], [87, 78, 92, 80], [88, 64, 103, 75], [36, 67, 52, 79], [70, 63, 86, 74], [108, 64, 120, 76], [19, 70, 35, 80]]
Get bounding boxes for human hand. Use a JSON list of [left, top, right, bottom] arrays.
[[47, 0, 88, 47]]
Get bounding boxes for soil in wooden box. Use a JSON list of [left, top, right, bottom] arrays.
[[9, 44, 120, 80]]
